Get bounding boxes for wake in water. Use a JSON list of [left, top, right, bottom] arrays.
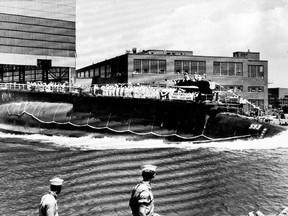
[[0, 128, 288, 151], [1, 130, 288, 215]]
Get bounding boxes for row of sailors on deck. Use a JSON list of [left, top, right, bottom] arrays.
[[91, 84, 246, 104], [27, 81, 70, 93], [25, 81, 242, 104], [92, 84, 175, 99], [91, 83, 201, 101]]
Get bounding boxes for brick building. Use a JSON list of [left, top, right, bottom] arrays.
[[76, 49, 268, 109]]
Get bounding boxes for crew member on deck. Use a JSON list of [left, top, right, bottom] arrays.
[[174, 72, 193, 87], [129, 165, 160, 216], [39, 177, 64, 216], [183, 72, 191, 82]]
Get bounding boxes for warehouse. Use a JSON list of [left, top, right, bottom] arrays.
[[76, 49, 268, 108]]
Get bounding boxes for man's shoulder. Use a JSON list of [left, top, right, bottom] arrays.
[[136, 182, 150, 191], [41, 193, 56, 204]]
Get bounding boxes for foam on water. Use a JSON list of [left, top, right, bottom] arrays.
[[1, 129, 288, 151], [194, 130, 288, 150]]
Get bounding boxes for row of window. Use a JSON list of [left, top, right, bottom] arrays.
[[248, 86, 264, 92], [76, 60, 265, 79], [219, 85, 243, 92], [0, 66, 69, 82], [174, 60, 206, 75], [134, 59, 166, 74], [248, 65, 264, 78], [78, 65, 113, 79], [216, 85, 265, 92], [213, 62, 243, 76]]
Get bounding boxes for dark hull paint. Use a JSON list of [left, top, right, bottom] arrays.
[[0, 89, 285, 142]]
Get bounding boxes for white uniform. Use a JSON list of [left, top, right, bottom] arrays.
[[39, 191, 58, 216]]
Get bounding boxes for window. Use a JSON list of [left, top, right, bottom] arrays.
[[134, 60, 141, 73], [237, 86, 243, 92], [142, 60, 149, 73], [133, 59, 166, 74], [95, 68, 100, 76], [174, 60, 206, 74], [213, 62, 220, 75], [248, 65, 256, 77], [248, 65, 264, 78], [183, 61, 190, 73], [214, 62, 243, 76], [258, 86, 264, 92], [199, 61, 206, 75], [221, 62, 228, 75], [35, 69, 42, 81], [191, 61, 197, 74], [248, 86, 264, 92], [223, 85, 243, 92], [159, 60, 166, 73], [258, 66, 264, 78], [236, 63, 243, 76], [106, 65, 111, 78], [100, 66, 105, 78], [151, 60, 157, 73], [175, 60, 182, 73], [85, 70, 89, 78], [89, 69, 94, 77], [3, 71, 13, 82], [228, 63, 235, 76], [25, 67, 36, 81], [249, 87, 256, 92]]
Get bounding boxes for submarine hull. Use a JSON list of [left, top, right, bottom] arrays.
[[0, 89, 285, 142]]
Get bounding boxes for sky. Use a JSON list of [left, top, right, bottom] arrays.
[[76, 0, 288, 88]]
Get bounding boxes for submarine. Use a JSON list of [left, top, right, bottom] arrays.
[[0, 80, 285, 143]]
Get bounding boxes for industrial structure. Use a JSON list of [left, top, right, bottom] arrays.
[[0, 0, 76, 84], [76, 49, 268, 109]]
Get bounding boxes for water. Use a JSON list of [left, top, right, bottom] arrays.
[[1, 130, 288, 216]]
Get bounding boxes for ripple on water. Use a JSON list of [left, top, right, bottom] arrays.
[[1, 131, 288, 215]]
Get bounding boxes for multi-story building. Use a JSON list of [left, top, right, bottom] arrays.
[[76, 49, 268, 109], [0, 0, 76, 84]]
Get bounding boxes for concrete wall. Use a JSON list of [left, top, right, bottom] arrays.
[[0, 0, 75, 68]]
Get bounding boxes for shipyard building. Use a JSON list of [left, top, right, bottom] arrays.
[[76, 49, 268, 109], [0, 0, 76, 84]]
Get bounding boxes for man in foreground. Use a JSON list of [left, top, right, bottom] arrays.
[[129, 164, 160, 216], [39, 177, 64, 216]]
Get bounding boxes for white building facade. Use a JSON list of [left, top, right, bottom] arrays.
[[0, 0, 76, 84]]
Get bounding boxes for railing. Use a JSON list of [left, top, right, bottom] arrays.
[[0, 82, 82, 94], [0, 83, 28, 91]]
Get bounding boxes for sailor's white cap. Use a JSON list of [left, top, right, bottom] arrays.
[[141, 164, 157, 173], [50, 177, 64, 186]]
